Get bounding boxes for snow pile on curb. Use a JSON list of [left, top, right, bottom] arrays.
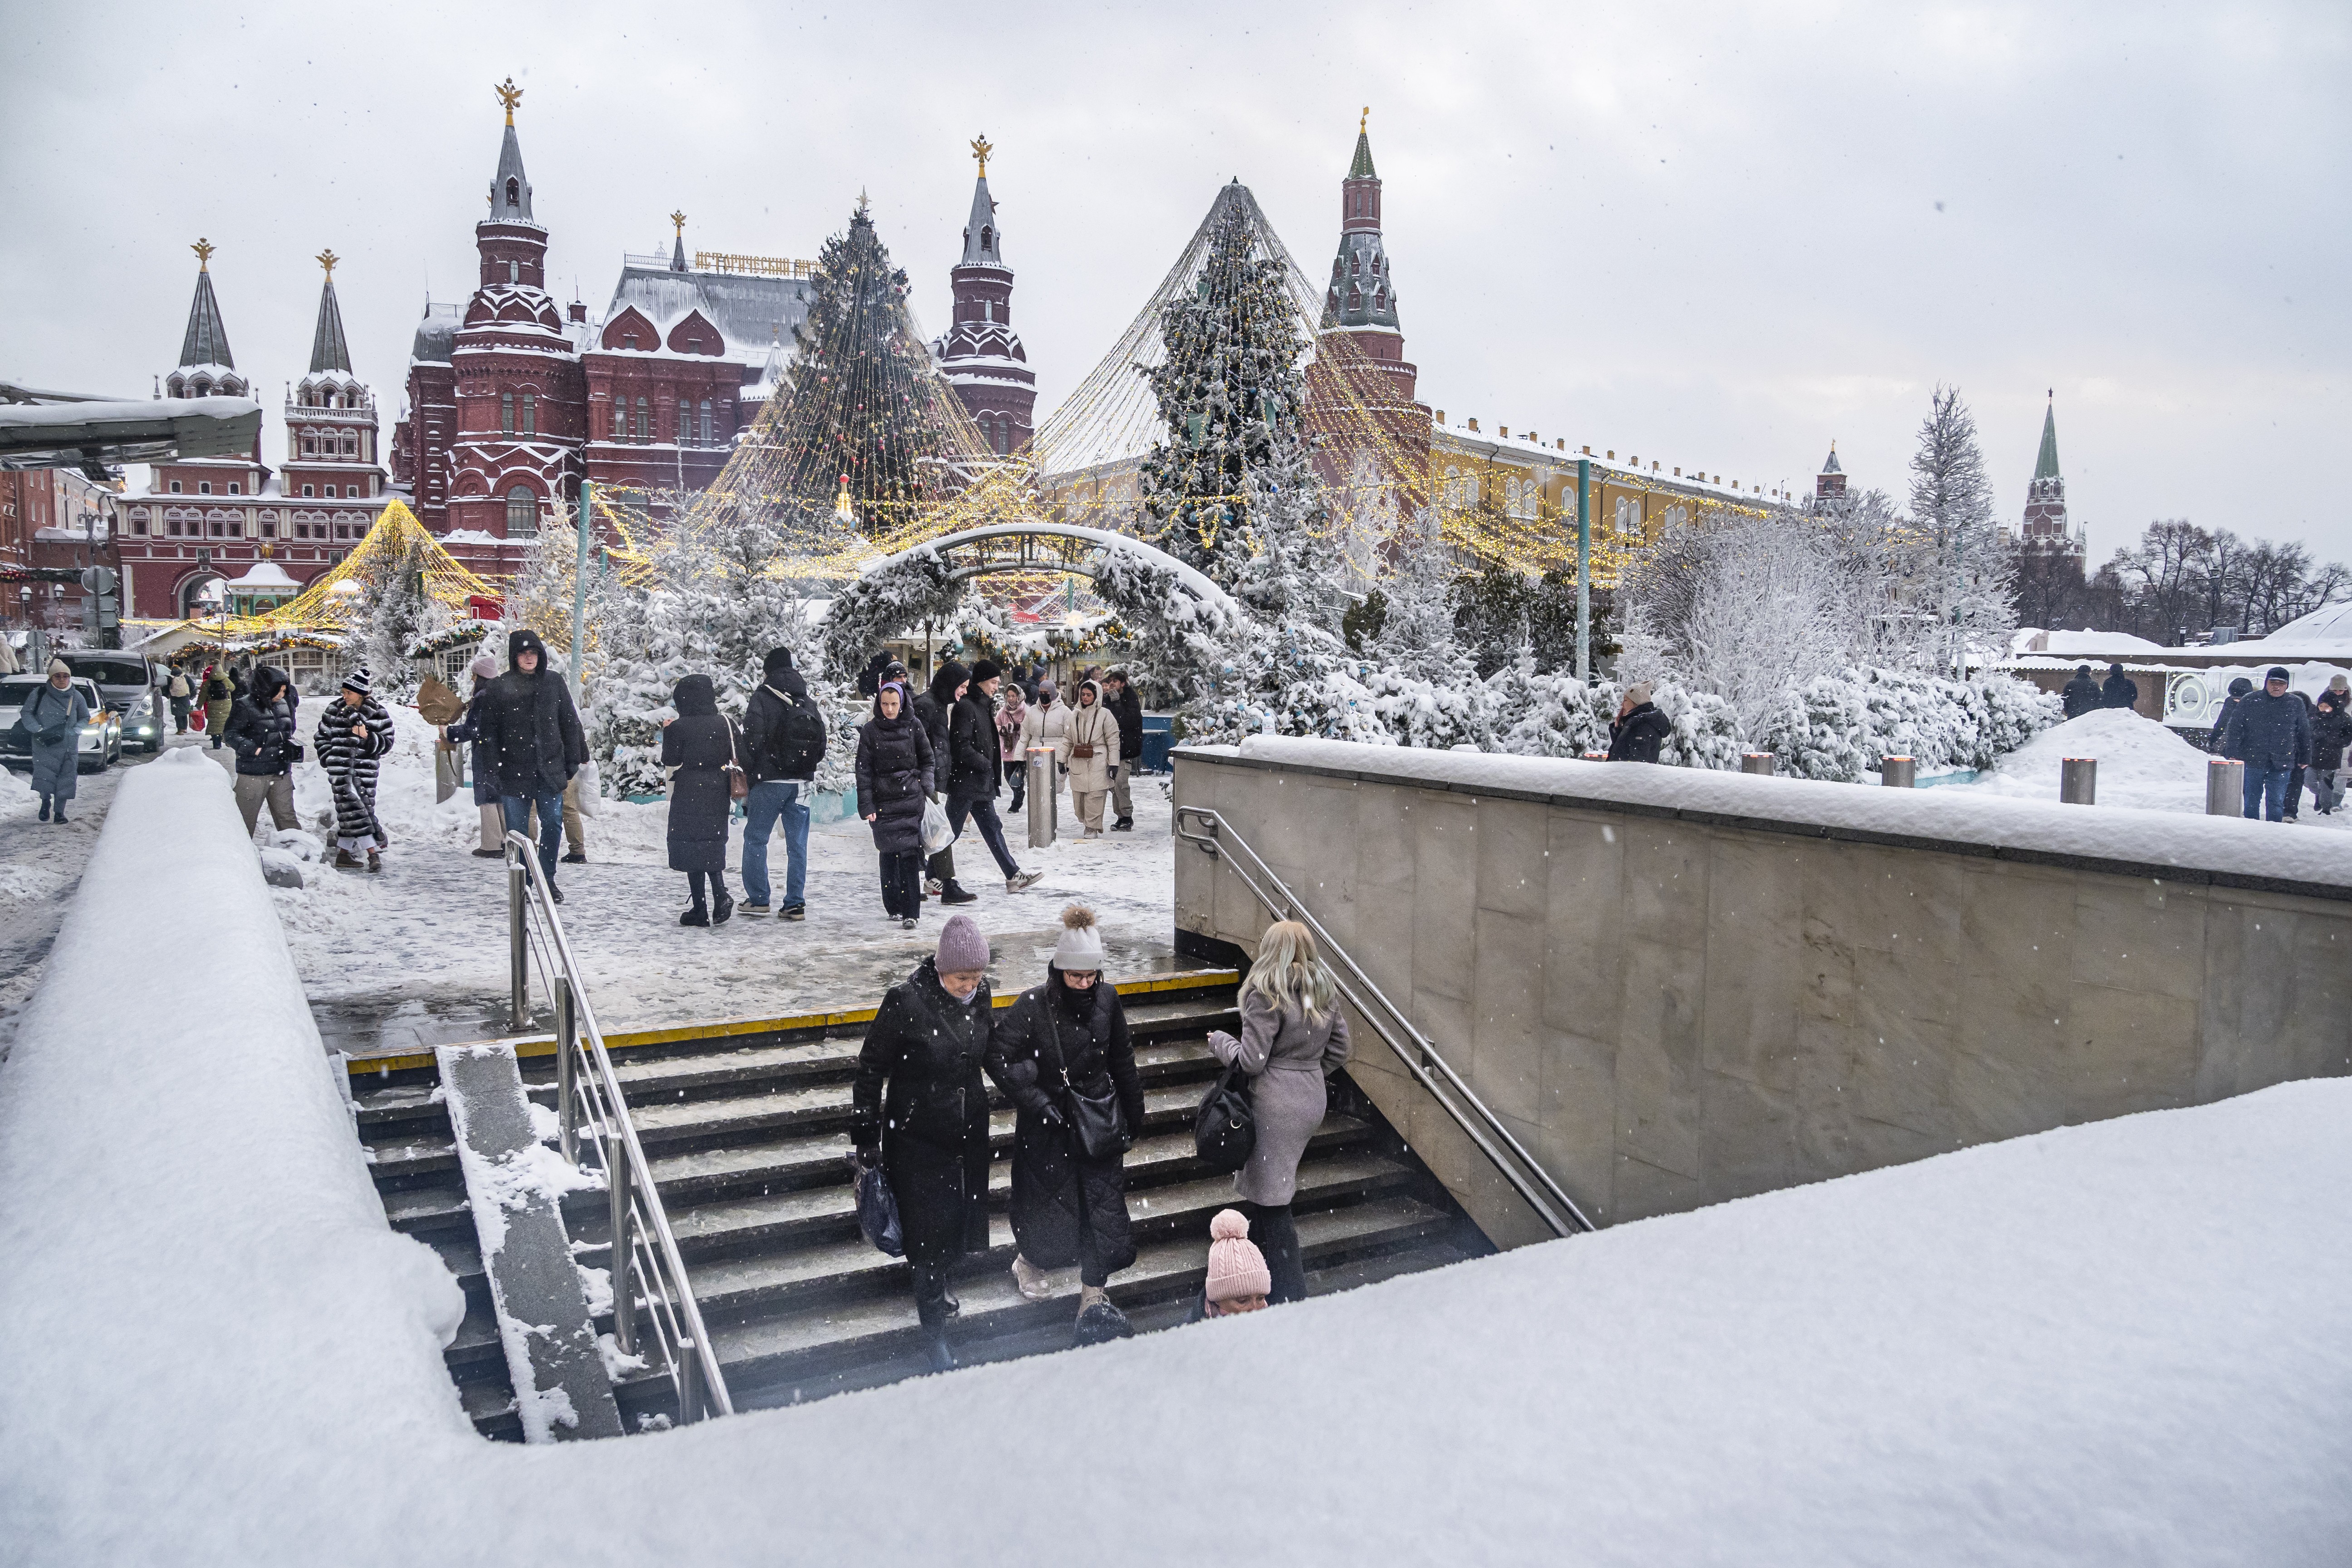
[[1965, 708, 2222, 813]]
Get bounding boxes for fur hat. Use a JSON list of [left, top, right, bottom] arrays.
[[936, 913, 989, 975], [1205, 1210, 1272, 1303], [341, 666, 372, 695], [1051, 904, 1106, 971]]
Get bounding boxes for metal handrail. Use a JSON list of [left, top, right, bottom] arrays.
[[1174, 806, 1594, 1238], [502, 832, 736, 1421]]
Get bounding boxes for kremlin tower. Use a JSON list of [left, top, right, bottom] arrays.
[[931, 135, 1037, 456]]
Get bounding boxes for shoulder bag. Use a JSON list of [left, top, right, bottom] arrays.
[[1043, 992, 1131, 1161], [1193, 1052, 1257, 1174], [724, 717, 749, 801]]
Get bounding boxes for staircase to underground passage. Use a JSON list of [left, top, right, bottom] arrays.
[[349, 968, 1485, 1438]]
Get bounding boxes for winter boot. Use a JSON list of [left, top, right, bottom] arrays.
[[1073, 1287, 1132, 1347], [51, 809, 68, 825], [680, 902, 710, 927], [711, 887, 735, 925], [1112, 818, 1134, 832], [37, 798, 49, 823], [941, 883, 979, 906], [335, 849, 362, 869], [561, 850, 587, 864], [366, 850, 382, 873], [1011, 1254, 1056, 1302], [922, 1327, 958, 1373]]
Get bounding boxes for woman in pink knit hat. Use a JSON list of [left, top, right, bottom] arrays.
[[1198, 1209, 1271, 1318]]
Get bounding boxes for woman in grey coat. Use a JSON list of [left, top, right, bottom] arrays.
[[13, 660, 90, 824], [1207, 919, 1351, 1304]]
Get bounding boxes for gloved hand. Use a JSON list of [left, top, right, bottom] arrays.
[[1040, 1102, 1067, 1130]]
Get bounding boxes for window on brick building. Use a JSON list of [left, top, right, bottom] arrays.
[[521, 392, 536, 435], [678, 397, 692, 445], [169, 480, 181, 494], [342, 431, 357, 457], [198, 482, 211, 495], [261, 518, 275, 539], [635, 397, 649, 441], [506, 486, 538, 537], [302, 484, 315, 497], [700, 399, 713, 446], [302, 432, 316, 457], [506, 177, 519, 208], [228, 482, 240, 495], [507, 260, 519, 284], [132, 513, 148, 535], [501, 393, 514, 434]]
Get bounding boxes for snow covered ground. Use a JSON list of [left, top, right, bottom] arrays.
[[247, 706, 1180, 1051], [6, 756, 2347, 1564], [1957, 707, 2352, 822]]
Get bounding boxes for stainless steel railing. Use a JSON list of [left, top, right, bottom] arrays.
[[503, 831, 736, 1422], [1174, 806, 1595, 1239]]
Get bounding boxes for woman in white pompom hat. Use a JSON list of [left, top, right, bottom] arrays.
[[984, 903, 1143, 1346]]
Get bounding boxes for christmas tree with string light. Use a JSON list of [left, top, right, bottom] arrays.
[[748, 195, 965, 536], [1135, 190, 1312, 589]]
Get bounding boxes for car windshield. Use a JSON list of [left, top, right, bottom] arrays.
[[63, 656, 149, 689], [0, 678, 105, 715]]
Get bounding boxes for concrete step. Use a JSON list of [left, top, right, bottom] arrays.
[[712, 1193, 1454, 1398]]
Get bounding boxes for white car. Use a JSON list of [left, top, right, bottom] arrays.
[[0, 675, 123, 773]]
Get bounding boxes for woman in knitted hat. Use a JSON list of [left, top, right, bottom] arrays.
[[1207, 920, 1351, 1305], [12, 659, 90, 824], [985, 903, 1144, 1345], [852, 913, 995, 1372], [1197, 1209, 1272, 1318], [314, 667, 394, 871]]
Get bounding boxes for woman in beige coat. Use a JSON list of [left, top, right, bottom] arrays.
[[1019, 678, 1073, 802], [1063, 679, 1120, 837]]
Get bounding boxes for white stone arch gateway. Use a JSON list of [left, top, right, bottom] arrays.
[[820, 523, 1239, 690]]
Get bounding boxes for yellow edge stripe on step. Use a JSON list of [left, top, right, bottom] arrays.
[[341, 968, 1240, 1077]]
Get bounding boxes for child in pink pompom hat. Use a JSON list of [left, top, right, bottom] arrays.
[[1201, 1208, 1272, 1317]]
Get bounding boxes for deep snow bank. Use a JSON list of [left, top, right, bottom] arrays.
[[1225, 734, 2352, 891], [6, 752, 2348, 1565], [1966, 708, 2220, 813]]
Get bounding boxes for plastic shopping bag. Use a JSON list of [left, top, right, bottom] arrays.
[[572, 758, 602, 818], [920, 796, 955, 854]]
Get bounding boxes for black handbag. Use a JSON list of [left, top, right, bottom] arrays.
[[1044, 994, 1131, 1161], [1193, 1057, 1257, 1173], [851, 1152, 904, 1256]]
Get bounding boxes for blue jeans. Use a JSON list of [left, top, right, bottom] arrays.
[[741, 780, 809, 908], [2243, 764, 2292, 822], [502, 789, 566, 879]]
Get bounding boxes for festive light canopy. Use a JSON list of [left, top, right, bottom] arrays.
[[157, 498, 496, 638]]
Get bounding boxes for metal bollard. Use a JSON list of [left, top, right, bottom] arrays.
[[2060, 757, 2097, 805], [1740, 752, 1775, 776], [1025, 747, 1057, 848], [556, 978, 578, 1164], [605, 1132, 636, 1358], [1881, 755, 1916, 788], [677, 1338, 705, 1425], [507, 850, 529, 1031], [2207, 758, 2245, 816]]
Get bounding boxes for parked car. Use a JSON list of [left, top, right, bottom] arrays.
[[0, 676, 123, 773], [58, 652, 164, 753]]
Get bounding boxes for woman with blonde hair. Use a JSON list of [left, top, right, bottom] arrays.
[[1206, 919, 1351, 1304]]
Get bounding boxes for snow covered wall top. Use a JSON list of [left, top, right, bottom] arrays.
[[1218, 735, 2352, 899]]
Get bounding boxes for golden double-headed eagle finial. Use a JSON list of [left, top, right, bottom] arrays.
[[495, 77, 523, 125], [671, 210, 687, 236], [970, 134, 993, 178], [317, 248, 339, 277], [191, 237, 216, 271]]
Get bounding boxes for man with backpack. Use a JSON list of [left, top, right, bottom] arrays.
[[741, 646, 828, 920]]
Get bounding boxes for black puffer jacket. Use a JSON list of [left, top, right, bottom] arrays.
[[2222, 688, 2313, 770], [1106, 684, 1144, 762], [743, 647, 824, 786], [946, 688, 1000, 801], [986, 973, 1145, 1278], [2312, 697, 2352, 772], [1607, 701, 1672, 763], [2100, 669, 2140, 711], [660, 674, 735, 874], [2060, 670, 2101, 719], [223, 665, 300, 777], [481, 629, 587, 797], [910, 662, 966, 797], [852, 958, 995, 1268], [855, 699, 934, 853]]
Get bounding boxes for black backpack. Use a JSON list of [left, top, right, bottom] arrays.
[[770, 688, 828, 777]]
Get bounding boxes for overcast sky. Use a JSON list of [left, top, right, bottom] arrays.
[[6, 0, 2346, 566]]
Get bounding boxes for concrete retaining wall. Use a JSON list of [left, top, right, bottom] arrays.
[[1174, 738, 2352, 1245]]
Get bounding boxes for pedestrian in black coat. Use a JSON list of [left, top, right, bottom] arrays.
[[482, 629, 589, 799], [1606, 682, 1672, 763], [912, 661, 970, 904], [946, 659, 1040, 892], [2060, 664, 2102, 719], [852, 916, 995, 1371], [985, 905, 1144, 1346], [2309, 685, 2352, 815], [661, 673, 737, 925], [223, 663, 303, 838], [2222, 667, 2313, 822], [2099, 663, 2139, 711], [857, 682, 935, 926]]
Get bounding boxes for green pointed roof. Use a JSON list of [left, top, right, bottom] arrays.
[[308, 275, 352, 373], [2033, 399, 2061, 481], [1349, 129, 1377, 180]]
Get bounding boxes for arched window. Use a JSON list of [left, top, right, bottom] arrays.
[[1348, 288, 1362, 310], [501, 392, 515, 433], [520, 392, 535, 436], [505, 177, 519, 208], [635, 397, 649, 441], [342, 431, 358, 457], [699, 399, 713, 445], [981, 226, 993, 252], [679, 396, 693, 444], [507, 260, 519, 284], [1351, 253, 1361, 274], [1375, 289, 1386, 310], [506, 486, 538, 537], [301, 432, 317, 457]]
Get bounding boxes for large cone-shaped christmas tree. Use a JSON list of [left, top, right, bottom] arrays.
[[1134, 187, 1313, 588]]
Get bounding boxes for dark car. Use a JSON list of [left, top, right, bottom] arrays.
[[59, 652, 164, 752]]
